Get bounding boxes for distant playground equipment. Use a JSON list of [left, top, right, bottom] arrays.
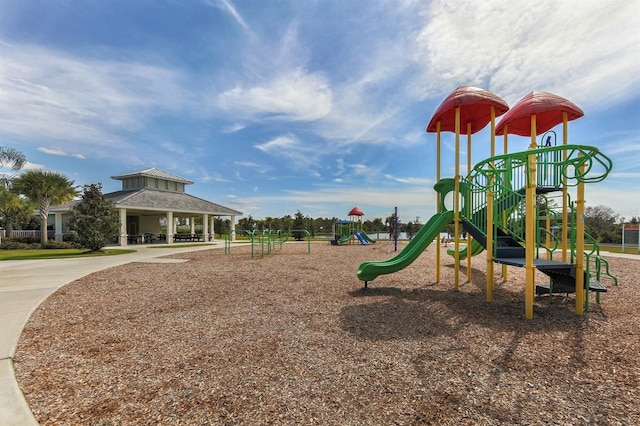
[[225, 229, 310, 258], [357, 86, 617, 319], [332, 207, 376, 245]]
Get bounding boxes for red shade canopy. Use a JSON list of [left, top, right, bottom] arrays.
[[426, 86, 509, 134], [495, 91, 584, 136], [348, 207, 364, 216]]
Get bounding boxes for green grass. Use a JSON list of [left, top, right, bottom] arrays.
[[593, 245, 640, 255], [0, 248, 135, 261]]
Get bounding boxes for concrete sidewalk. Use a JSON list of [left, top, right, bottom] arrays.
[[0, 243, 232, 425]]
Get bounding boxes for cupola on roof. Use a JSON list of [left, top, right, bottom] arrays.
[[111, 167, 194, 185]]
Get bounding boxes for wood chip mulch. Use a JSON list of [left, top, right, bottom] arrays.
[[13, 242, 640, 425]]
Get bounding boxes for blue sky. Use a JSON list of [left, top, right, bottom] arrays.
[[1, 0, 639, 223]]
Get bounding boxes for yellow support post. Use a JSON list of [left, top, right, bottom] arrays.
[[525, 115, 538, 319], [486, 106, 496, 302], [454, 107, 461, 290], [502, 127, 509, 281], [466, 122, 472, 283], [562, 112, 569, 262], [575, 153, 585, 315], [436, 121, 442, 283]]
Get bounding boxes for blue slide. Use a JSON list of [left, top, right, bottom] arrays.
[[354, 231, 369, 245]]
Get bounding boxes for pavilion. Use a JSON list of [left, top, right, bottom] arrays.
[[48, 168, 242, 246]]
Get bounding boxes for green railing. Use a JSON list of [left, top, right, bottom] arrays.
[[454, 144, 616, 296], [225, 229, 310, 258], [467, 144, 612, 194]]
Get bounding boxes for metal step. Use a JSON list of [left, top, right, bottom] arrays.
[[495, 246, 526, 258], [536, 278, 607, 295]]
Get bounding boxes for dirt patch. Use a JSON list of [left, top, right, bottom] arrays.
[[14, 242, 640, 424]]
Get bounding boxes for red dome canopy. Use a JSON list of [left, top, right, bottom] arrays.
[[348, 206, 364, 216], [495, 91, 584, 136], [426, 86, 509, 134]]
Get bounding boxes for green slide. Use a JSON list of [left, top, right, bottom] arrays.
[[357, 210, 454, 284], [447, 238, 484, 260], [338, 234, 351, 245], [360, 230, 376, 244]]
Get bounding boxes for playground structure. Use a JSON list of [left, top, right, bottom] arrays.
[[333, 207, 376, 245], [357, 86, 617, 319], [225, 229, 310, 258]]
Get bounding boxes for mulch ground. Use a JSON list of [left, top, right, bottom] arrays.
[[14, 242, 640, 425]]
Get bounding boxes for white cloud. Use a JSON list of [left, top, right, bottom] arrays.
[[253, 134, 322, 175], [223, 123, 246, 133], [203, 0, 251, 32], [233, 182, 437, 220], [234, 161, 272, 174], [216, 68, 332, 122], [0, 41, 188, 150], [254, 135, 299, 152], [37, 147, 85, 159], [385, 174, 434, 185], [413, 0, 640, 108]]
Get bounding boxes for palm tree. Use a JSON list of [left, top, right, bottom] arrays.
[[0, 146, 27, 188], [0, 188, 35, 238], [12, 170, 78, 244]]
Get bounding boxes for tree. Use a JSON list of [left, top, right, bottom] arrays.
[[386, 213, 398, 240], [292, 210, 306, 240], [214, 217, 231, 238], [584, 205, 620, 243], [404, 220, 416, 239], [0, 146, 28, 237], [0, 187, 35, 237], [238, 215, 256, 232], [0, 146, 26, 188], [12, 170, 78, 244], [68, 184, 120, 251]]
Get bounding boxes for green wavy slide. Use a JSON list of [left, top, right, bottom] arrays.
[[357, 210, 454, 284], [447, 238, 484, 260]]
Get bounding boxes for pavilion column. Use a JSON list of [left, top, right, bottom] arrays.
[[202, 214, 209, 241], [54, 212, 64, 242], [166, 211, 174, 244], [230, 215, 237, 241], [210, 216, 215, 241], [119, 208, 127, 246], [190, 217, 195, 234]]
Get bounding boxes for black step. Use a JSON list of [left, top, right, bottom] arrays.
[[497, 235, 523, 247], [495, 246, 526, 258], [536, 278, 607, 295]]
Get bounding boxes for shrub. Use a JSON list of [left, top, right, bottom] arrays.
[[64, 230, 79, 243], [0, 240, 30, 250]]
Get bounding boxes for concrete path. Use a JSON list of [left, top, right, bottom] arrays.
[[0, 243, 234, 425]]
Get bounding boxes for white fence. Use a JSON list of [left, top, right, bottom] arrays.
[[0, 229, 55, 240]]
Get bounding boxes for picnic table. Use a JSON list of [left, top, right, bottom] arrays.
[[173, 233, 205, 242]]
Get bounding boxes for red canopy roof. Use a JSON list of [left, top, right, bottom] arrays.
[[426, 86, 509, 134], [348, 206, 364, 216], [495, 91, 584, 136]]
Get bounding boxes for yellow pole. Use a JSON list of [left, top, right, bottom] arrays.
[[454, 107, 461, 290], [502, 127, 509, 281], [525, 115, 538, 319], [562, 112, 569, 262], [486, 106, 496, 302], [575, 153, 585, 315], [436, 121, 442, 283], [466, 122, 472, 283]]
